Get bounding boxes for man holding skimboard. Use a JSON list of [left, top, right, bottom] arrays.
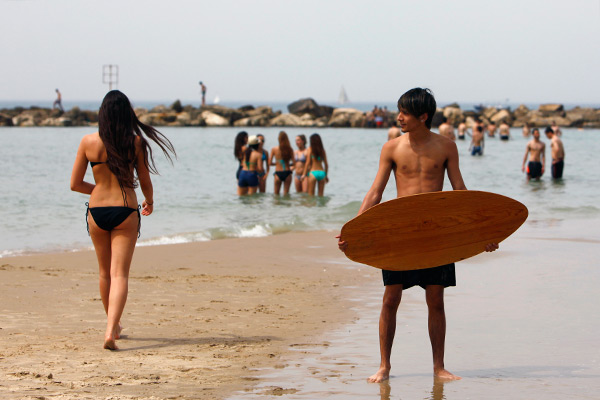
[[337, 88, 498, 382]]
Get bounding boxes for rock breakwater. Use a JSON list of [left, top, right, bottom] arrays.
[[1, 98, 599, 128]]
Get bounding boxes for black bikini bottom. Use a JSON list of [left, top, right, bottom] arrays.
[[86, 203, 141, 237], [274, 171, 293, 181]]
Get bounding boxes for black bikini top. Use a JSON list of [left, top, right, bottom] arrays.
[[90, 161, 106, 167]]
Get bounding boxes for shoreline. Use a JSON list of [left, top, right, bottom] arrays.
[[0, 230, 380, 400]]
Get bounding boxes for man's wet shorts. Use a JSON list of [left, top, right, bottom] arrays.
[[382, 263, 456, 289], [527, 161, 542, 179]]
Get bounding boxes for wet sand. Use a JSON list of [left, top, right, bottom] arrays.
[[230, 219, 600, 399], [0, 231, 380, 399]]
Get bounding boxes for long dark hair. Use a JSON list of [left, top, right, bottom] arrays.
[[98, 90, 175, 191], [278, 131, 293, 163], [234, 131, 248, 160], [309, 133, 325, 160]]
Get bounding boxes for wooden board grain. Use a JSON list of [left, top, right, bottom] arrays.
[[340, 190, 528, 271]]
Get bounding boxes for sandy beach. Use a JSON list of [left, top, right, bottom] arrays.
[[0, 231, 380, 399], [2, 220, 600, 400]]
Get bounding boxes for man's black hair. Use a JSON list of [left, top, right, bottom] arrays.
[[545, 126, 554, 134], [397, 88, 437, 129]]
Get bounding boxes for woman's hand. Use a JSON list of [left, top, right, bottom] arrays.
[[142, 200, 153, 216], [336, 234, 347, 252]]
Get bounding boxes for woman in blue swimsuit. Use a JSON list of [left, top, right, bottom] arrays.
[[70, 90, 175, 350], [303, 133, 329, 196], [294, 134, 309, 193], [237, 135, 263, 195], [269, 131, 295, 195]]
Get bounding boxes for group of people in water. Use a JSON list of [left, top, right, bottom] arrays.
[[388, 117, 566, 181], [234, 131, 329, 196]]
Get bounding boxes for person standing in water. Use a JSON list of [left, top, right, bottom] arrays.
[[470, 125, 485, 156], [387, 121, 402, 141], [294, 134, 310, 193], [522, 122, 531, 137], [438, 117, 456, 141], [237, 135, 263, 195], [337, 88, 498, 382], [545, 126, 565, 179], [457, 122, 467, 140], [70, 90, 176, 350], [256, 134, 270, 193], [269, 131, 295, 195], [303, 133, 329, 196], [522, 128, 545, 181], [499, 121, 511, 141]]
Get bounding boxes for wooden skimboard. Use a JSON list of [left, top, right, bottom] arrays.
[[340, 190, 528, 271]]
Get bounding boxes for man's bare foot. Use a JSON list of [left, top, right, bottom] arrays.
[[367, 367, 390, 383], [103, 337, 118, 350], [434, 368, 461, 380]]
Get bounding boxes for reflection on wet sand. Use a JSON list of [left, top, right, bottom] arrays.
[[379, 379, 446, 400]]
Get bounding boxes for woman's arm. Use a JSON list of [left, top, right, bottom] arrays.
[[136, 137, 154, 216], [70, 136, 95, 194], [323, 152, 329, 183], [303, 148, 312, 177]]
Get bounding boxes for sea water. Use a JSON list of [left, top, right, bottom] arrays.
[[0, 126, 598, 257]]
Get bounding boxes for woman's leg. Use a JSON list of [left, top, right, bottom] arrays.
[[317, 179, 326, 196], [273, 175, 282, 195], [88, 213, 112, 316], [307, 174, 317, 195], [103, 212, 139, 350], [302, 176, 309, 193], [294, 176, 302, 193], [248, 186, 258, 195], [283, 175, 292, 195], [238, 186, 248, 196]]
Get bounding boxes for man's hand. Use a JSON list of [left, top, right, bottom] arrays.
[[485, 243, 499, 252], [336, 234, 347, 252]]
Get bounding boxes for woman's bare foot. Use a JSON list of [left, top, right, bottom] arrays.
[[434, 368, 461, 380], [115, 323, 123, 340], [368, 367, 390, 383], [103, 337, 118, 350]]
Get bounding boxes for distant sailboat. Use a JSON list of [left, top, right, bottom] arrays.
[[213, 95, 220, 104], [338, 86, 349, 105]]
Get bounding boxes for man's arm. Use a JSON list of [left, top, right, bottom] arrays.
[[446, 142, 467, 190], [522, 143, 530, 172]]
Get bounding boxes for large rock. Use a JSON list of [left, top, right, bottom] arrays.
[[490, 109, 513, 124], [234, 114, 272, 127], [176, 112, 192, 126], [482, 107, 498, 120], [201, 111, 229, 126], [513, 104, 530, 119], [0, 113, 14, 126], [328, 108, 364, 127], [200, 105, 244, 123], [287, 98, 321, 117], [269, 113, 303, 126], [538, 104, 564, 113], [443, 106, 464, 125]]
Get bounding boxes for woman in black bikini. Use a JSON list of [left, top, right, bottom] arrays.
[[70, 90, 175, 350], [269, 131, 295, 195]]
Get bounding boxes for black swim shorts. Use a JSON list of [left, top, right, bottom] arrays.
[[382, 263, 456, 289], [527, 161, 542, 179]]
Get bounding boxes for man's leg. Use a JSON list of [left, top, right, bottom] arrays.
[[425, 285, 461, 380], [368, 284, 403, 383]]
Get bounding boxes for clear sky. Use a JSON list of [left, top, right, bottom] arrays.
[[2, 0, 599, 106]]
